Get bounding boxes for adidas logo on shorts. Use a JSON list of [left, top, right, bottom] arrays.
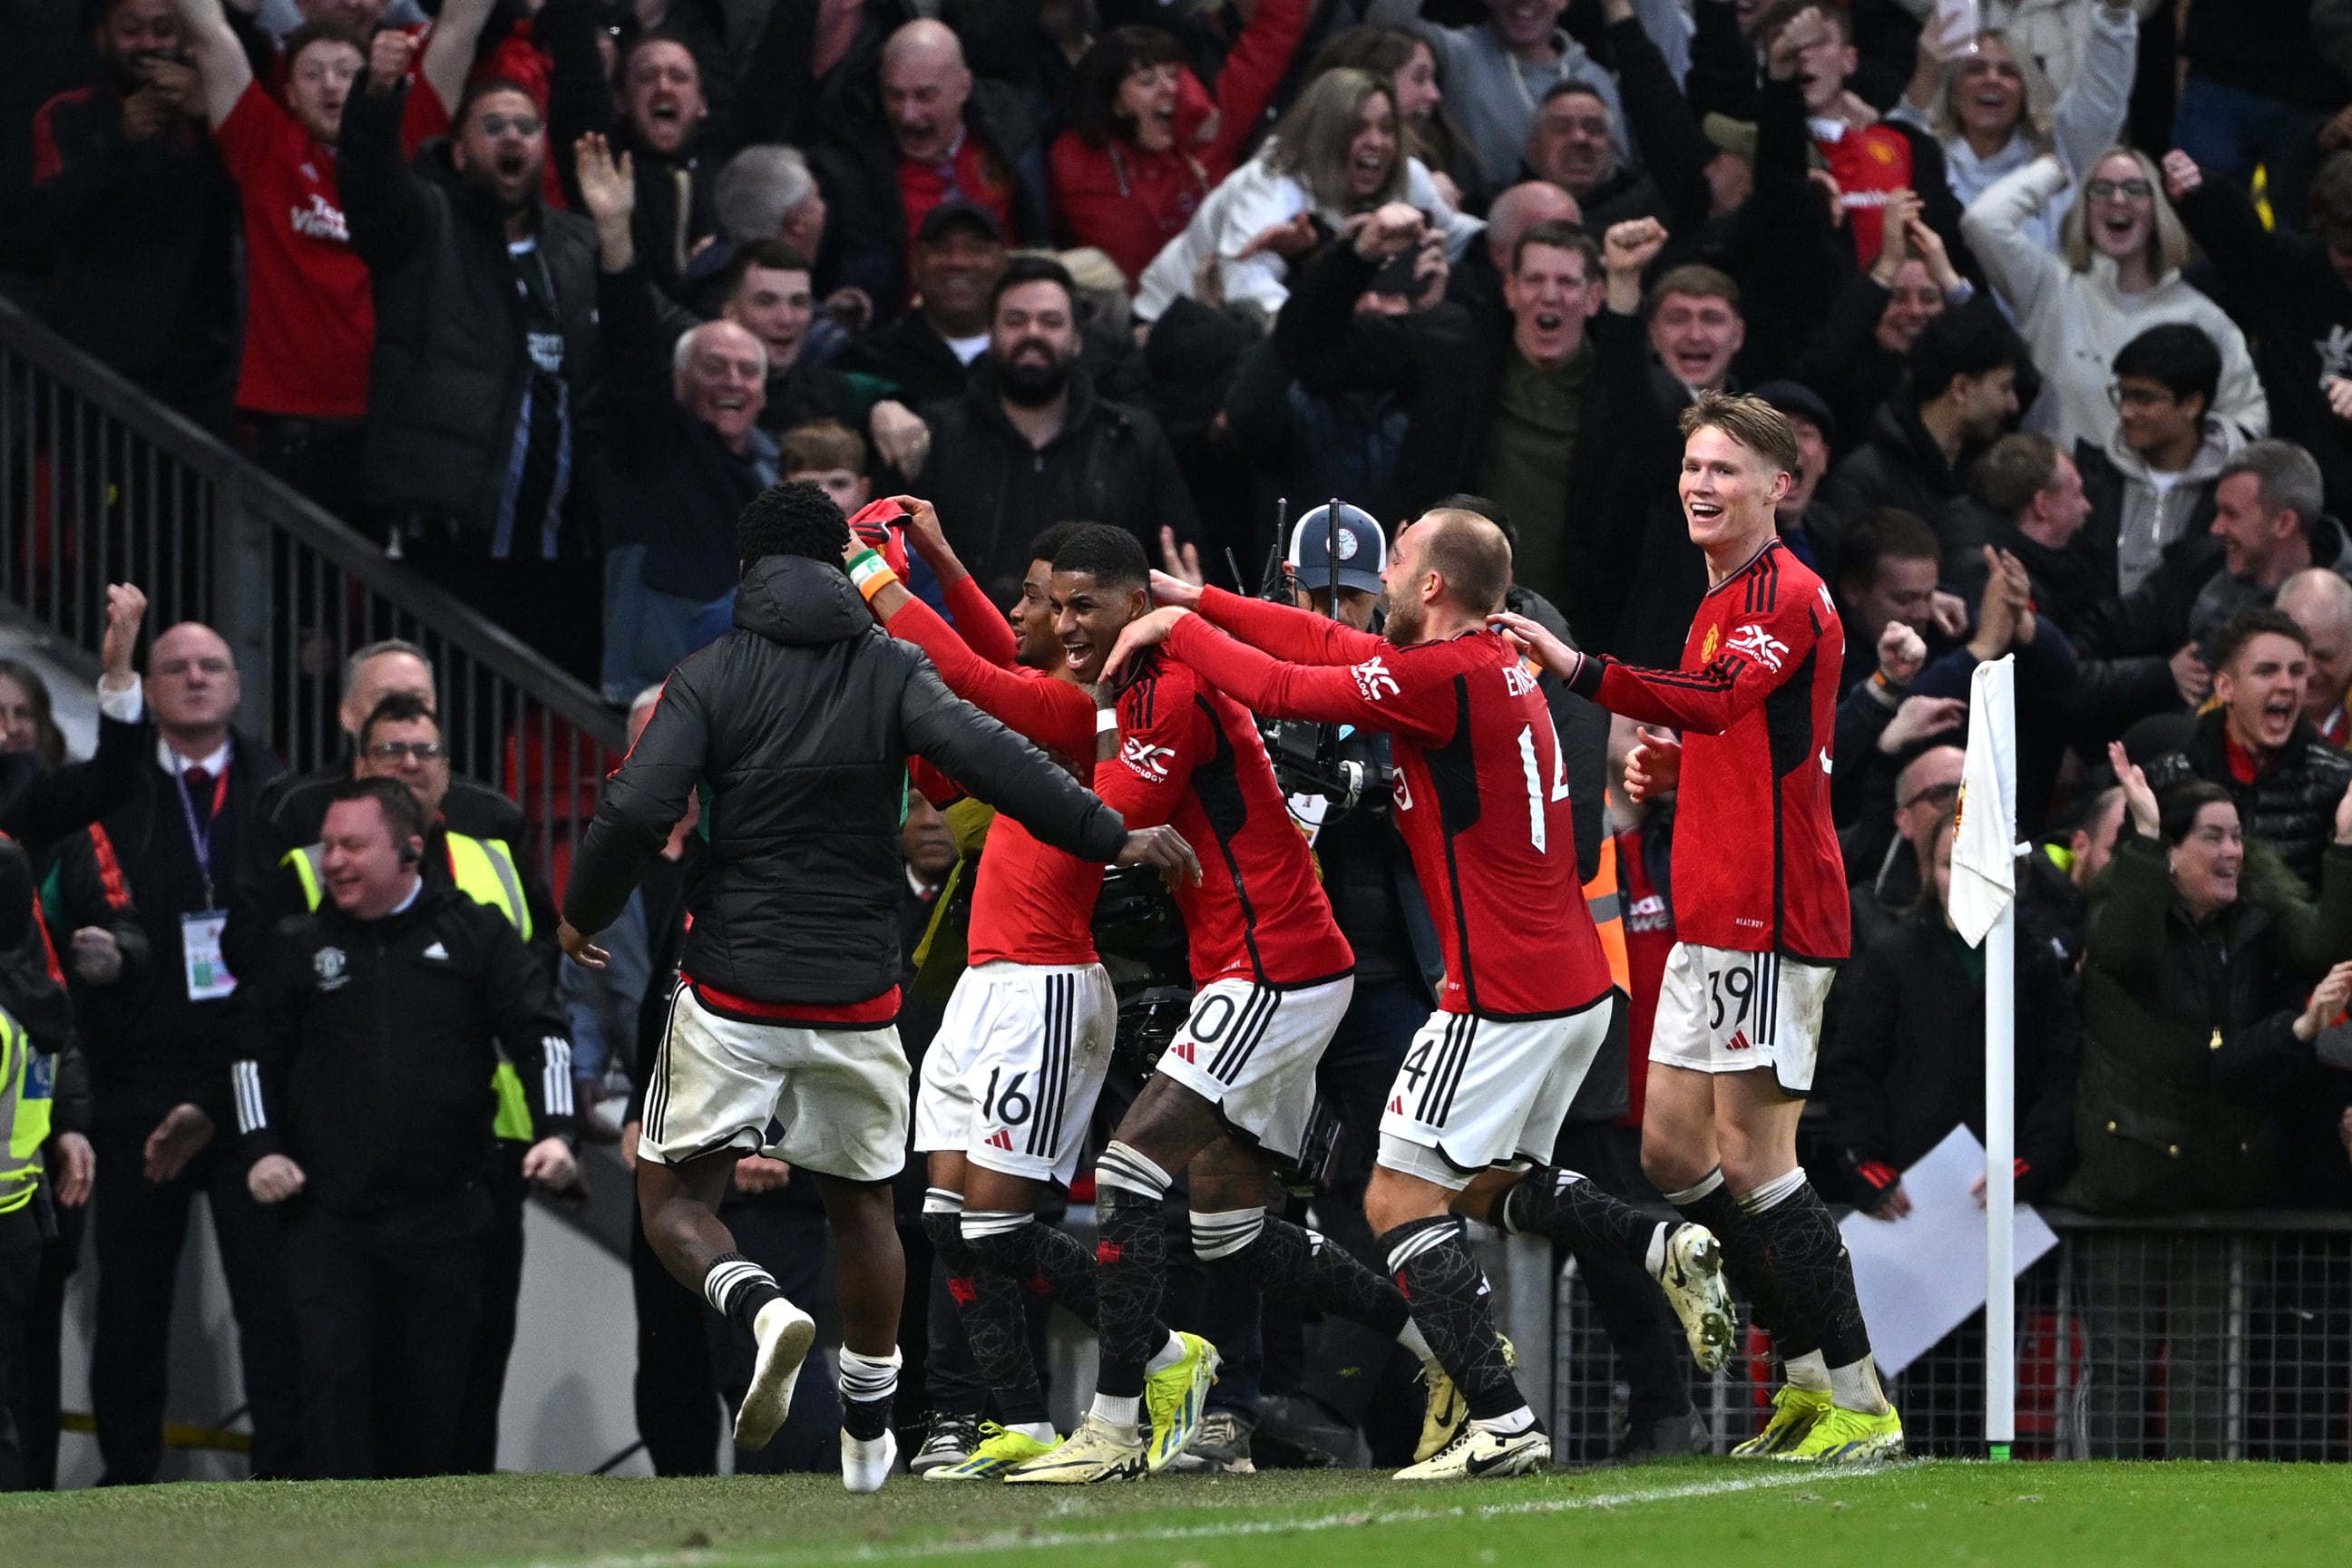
[[986, 1129, 1014, 1151], [1727, 1029, 1752, 1051]]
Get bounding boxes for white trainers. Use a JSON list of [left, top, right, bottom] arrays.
[[732, 1297, 817, 1451], [1001, 1413, 1148, 1485], [1654, 1224, 1736, 1374], [1394, 1421, 1552, 1481], [842, 1427, 898, 1493]]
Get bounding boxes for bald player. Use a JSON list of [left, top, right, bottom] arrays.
[[1111, 508, 1735, 1481], [2278, 568, 2352, 746]]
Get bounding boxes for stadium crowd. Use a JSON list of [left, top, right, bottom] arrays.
[[4, 0, 2352, 1491]]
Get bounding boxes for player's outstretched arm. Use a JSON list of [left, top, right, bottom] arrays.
[[1193, 585, 1387, 666], [900, 662, 1129, 863]]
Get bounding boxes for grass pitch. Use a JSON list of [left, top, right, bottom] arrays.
[[1, 1459, 2345, 1568]]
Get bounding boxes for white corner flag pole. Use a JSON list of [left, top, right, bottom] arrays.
[[1950, 657, 2018, 1462]]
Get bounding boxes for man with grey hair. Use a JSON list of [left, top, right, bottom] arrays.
[[580, 133, 783, 698], [2192, 438, 2352, 636], [714, 144, 825, 261], [2279, 567, 2352, 745], [809, 17, 1049, 317]]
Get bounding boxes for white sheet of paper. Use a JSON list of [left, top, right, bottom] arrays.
[[1839, 1124, 2058, 1377]]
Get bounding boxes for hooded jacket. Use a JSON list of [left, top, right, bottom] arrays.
[[2074, 416, 2240, 599], [563, 555, 1129, 1008], [1824, 393, 1983, 528], [2131, 706, 2352, 893]]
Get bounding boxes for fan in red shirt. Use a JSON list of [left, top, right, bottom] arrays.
[[1002, 523, 1454, 1487], [174, 0, 378, 488], [842, 502, 1200, 1476], [1499, 388, 1901, 1466], [1099, 485, 1733, 1481]]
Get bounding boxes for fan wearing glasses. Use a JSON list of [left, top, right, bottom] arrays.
[[1960, 142, 2267, 456], [1849, 745, 1965, 956]]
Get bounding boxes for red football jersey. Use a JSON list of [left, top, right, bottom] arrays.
[[883, 595, 1101, 968], [1572, 538, 1850, 962], [1098, 645, 1352, 989], [216, 82, 373, 418], [1175, 592, 1612, 1018]]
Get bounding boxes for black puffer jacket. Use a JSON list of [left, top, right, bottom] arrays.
[[340, 83, 600, 534], [563, 555, 1129, 1007], [2132, 706, 2352, 893]]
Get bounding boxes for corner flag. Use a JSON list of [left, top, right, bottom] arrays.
[[1949, 657, 2017, 948]]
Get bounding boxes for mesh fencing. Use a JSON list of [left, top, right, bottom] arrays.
[[1550, 1212, 2352, 1463]]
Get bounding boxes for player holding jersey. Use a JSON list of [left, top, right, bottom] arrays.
[[1498, 392, 1900, 1465], [1107, 510, 1736, 1481], [844, 500, 1206, 1481], [1006, 525, 1456, 1486]]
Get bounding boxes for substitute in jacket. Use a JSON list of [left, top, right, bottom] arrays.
[[230, 778, 579, 1482], [558, 480, 1177, 1492]]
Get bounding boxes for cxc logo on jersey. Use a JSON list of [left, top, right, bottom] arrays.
[[1352, 656, 1401, 703], [1724, 624, 1789, 672], [1120, 736, 1175, 783]]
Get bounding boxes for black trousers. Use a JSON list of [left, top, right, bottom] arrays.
[[0, 1203, 42, 1491], [91, 1128, 303, 1483], [284, 1186, 491, 1479], [13, 1199, 80, 1490], [451, 1144, 527, 1474]]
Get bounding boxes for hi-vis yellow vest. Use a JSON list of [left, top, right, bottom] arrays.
[[0, 1007, 51, 1214], [284, 833, 536, 1142]]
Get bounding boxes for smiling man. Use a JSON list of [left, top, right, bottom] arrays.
[[2133, 607, 2352, 891], [581, 131, 781, 698], [1499, 392, 1896, 1466]]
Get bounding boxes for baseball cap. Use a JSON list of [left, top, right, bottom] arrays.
[[1288, 503, 1387, 598], [916, 198, 1005, 248]]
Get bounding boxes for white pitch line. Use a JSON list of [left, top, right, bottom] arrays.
[[532, 1462, 1908, 1568]]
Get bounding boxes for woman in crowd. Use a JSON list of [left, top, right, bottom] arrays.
[[2063, 746, 2352, 1455], [1132, 67, 1482, 324], [1962, 144, 2267, 451], [0, 661, 66, 770], [1305, 25, 1476, 210], [1048, 0, 1313, 289], [1890, 0, 2137, 251]]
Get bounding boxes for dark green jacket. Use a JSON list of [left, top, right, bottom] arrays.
[[2062, 833, 2352, 1215]]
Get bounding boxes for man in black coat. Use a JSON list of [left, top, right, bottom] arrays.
[[340, 62, 601, 677], [1824, 305, 2022, 531], [557, 480, 1194, 1491], [913, 255, 1196, 604], [233, 777, 580, 1481], [48, 620, 300, 1483]]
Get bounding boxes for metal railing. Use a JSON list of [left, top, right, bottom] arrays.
[[0, 296, 628, 881], [1551, 1209, 2352, 1463]]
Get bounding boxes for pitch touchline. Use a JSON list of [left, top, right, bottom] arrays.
[[543, 1464, 1904, 1568]]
